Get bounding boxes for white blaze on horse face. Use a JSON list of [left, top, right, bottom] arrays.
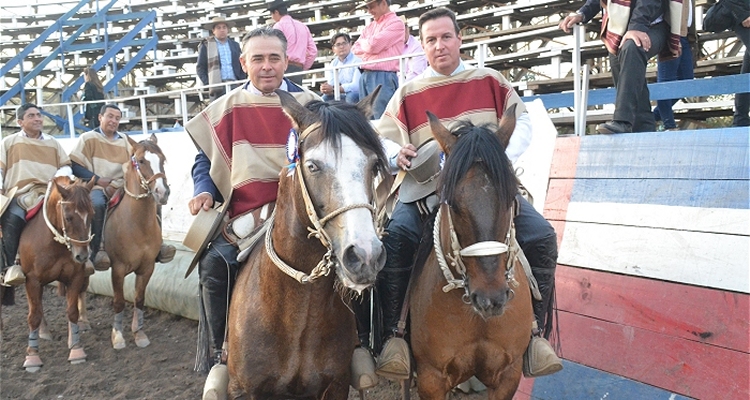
[[144, 151, 169, 205], [304, 135, 384, 292]]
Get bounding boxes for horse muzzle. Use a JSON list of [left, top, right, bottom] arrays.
[[469, 285, 513, 319], [337, 239, 386, 292]]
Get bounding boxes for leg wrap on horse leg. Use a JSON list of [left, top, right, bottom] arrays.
[[131, 307, 145, 333], [113, 310, 124, 332], [28, 328, 40, 351], [68, 321, 81, 349], [377, 231, 417, 338]]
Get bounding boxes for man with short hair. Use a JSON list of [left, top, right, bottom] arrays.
[[69, 104, 176, 272], [351, 0, 405, 119], [185, 26, 320, 396], [197, 16, 247, 101], [321, 32, 362, 103], [268, 0, 318, 85], [362, 7, 563, 381], [1, 104, 73, 286]]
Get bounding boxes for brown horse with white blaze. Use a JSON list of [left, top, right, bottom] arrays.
[[19, 176, 95, 372], [226, 90, 390, 399], [409, 106, 534, 399]]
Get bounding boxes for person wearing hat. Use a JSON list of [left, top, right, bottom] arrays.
[[196, 16, 247, 101], [363, 7, 563, 382], [267, 0, 317, 86], [68, 104, 176, 272], [351, 0, 405, 119], [0, 104, 75, 288], [184, 26, 319, 397], [321, 32, 362, 103]]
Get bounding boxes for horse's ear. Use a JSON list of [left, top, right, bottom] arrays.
[[149, 133, 158, 144], [125, 134, 138, 153], [427, 111, 456, 154], [356, 85, 381, 119], [85, 177, 96, 190], [496, 103, 517, 149], [275, 89, 317, 132], [53, 178, 71, 198]]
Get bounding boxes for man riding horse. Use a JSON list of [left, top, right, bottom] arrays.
[[69, 104, 176, 271], [355, 7, 563, 381], [1, 103, 76, 287], [184, 26, 320, 397]]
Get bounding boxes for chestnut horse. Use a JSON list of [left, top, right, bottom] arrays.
[[226, 90, 390, 399], [79, 134, 169, 349], [409, 107, 533, 400], [19, 176, 95, 372]]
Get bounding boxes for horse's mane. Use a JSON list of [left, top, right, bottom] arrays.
[[303, 101, 390, 178], [437, 121, 517, 210], [137, 139, 165, 158]]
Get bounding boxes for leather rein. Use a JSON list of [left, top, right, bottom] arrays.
[[42, 180, 94, 252]]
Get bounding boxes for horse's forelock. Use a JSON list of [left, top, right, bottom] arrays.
[[439, 122, 517, 209], [137, 140, 166, 161]]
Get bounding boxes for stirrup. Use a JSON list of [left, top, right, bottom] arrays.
[[93, 251, 110, 271], [375, 337, 410, 381], [523, 336, 563, 377], [3, 264, 25, 286], [156, 244, 176, 263], [202, 363, 229, 400], [350, 347, 378, 390]]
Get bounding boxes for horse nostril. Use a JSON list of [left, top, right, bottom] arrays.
[[343, 245, 365, 269]]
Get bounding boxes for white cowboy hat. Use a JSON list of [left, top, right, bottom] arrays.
[[398, 140, 442, 203], [183, 207, 225, 278], [202, 16, 236, 31]]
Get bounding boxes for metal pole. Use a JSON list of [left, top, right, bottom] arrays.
[[580, 64, 590, 136], [332, 64, 341, 101], [67, 104, 75, 138], [573, 24, 584, 137], [140, 97, 148, 135], [181, 91, 188, 126]]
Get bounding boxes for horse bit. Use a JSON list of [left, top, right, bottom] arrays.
[[265, 123, 379, 284], [42, 180, 94, 252], [124, 154, 165, 199], [433, 202, 520, 304]]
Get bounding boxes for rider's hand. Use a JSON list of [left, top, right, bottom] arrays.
[[97, 177, 112, 187], [622, 30, 652, 51], [743, 16, 750, 28], [188, 192, 214, 216], [397, 144, 418, 170], [558, 13, 583, 34]]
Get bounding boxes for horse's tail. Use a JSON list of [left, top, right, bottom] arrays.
[[194, 284, 213, 373]]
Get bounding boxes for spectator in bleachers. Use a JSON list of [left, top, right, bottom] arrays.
[[197, 17, 247, 101], [81, 67, 105, 129], [184, 27, 320, 393], [559, 0, 688, 134], [268, 0, 317, 86], [728, 0, 749, 126], [400, 17, 428, 82], [352, 0, 405, 119], [654, 0, 695, 131], [321, 33, 362, 103]]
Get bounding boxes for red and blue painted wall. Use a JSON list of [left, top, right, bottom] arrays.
[[516, 127, 749, 399]]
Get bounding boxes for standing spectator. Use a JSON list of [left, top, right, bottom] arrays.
[[268, 0, 318, 85], [352, 0, 405, 119], [321, 33, 362, 103], [185, 27, 320, 396], [197, 16, 247, 101], [654, 0, 695, 131], [559, 0, 688, 133], [81, 67, 105, 129], [727, 0, 749, 126], [401, 18, 428, 82]]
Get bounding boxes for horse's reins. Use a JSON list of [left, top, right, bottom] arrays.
[[123, 154, 165, 200], [42, 180, 94, 252], [265, 122, 378, 284]]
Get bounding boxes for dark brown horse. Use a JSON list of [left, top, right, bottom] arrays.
[[19, 176, 95, 372], [226, 91, 390, 399], [81, 134, 169, 349], [409, 107, 533, 399]]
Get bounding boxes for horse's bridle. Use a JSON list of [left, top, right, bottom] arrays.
[[433, 201, 520, 303], [42, 180, 94, 252], [123, 154, 166, 200], [265, 123, 378, 284]]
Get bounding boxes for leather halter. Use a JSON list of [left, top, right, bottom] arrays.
[[265, 122, 378, 284], [433, 201, 519, 301], [42, 180, 94, 252], [124, 154, 166, 200]]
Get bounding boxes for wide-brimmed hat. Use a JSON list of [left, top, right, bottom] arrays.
[[0, 187, 18, 216], [183, 207, 225, 278], [202, 16, 236, 31], [356, 0, 381, 9], [398, 140, 442, 203]]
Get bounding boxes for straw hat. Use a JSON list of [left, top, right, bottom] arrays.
[[0, 187, 18, 217], [202, 17, 236, 31], [183, 207, 225, 278], [398, 140, 442, 203]]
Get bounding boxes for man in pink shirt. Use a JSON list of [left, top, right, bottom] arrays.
[[352, 0, 405, 119], [268, 0, 317, 85]]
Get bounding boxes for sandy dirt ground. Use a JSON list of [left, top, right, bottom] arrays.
[[0, 286, 487, 399]]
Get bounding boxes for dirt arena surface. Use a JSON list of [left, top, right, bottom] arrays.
[[0, 286, 485, 399]]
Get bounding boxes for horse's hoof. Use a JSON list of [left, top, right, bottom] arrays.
[[78, 320, 91, 331], [111, 328, 126, 350], [202, 364, 228, 400], [23, 354, 43, 372], [134, 330, 150, 348], [68, 346, 87, 364]]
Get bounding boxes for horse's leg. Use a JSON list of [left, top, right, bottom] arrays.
[[414, 364, 450, 400], [111, 267, 127, 350], [38, 315, 52, 340], [486, 364, 522, 400], [131, 269, 153, 348], [65, 281, 87, 365], [77, 291, 91, 331], [23, 279, 44, 372]]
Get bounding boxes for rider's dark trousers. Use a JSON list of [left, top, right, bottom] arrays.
[[90, 189, 107, 258], [198, 234, 240, 357], [2, 199, 27, 268]]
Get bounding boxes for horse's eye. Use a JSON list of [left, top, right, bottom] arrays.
[[306, 162, 319, 173]]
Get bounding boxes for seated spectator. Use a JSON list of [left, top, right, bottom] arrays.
[[268, 0, 318, 86], [321, 33, 362, 103]]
